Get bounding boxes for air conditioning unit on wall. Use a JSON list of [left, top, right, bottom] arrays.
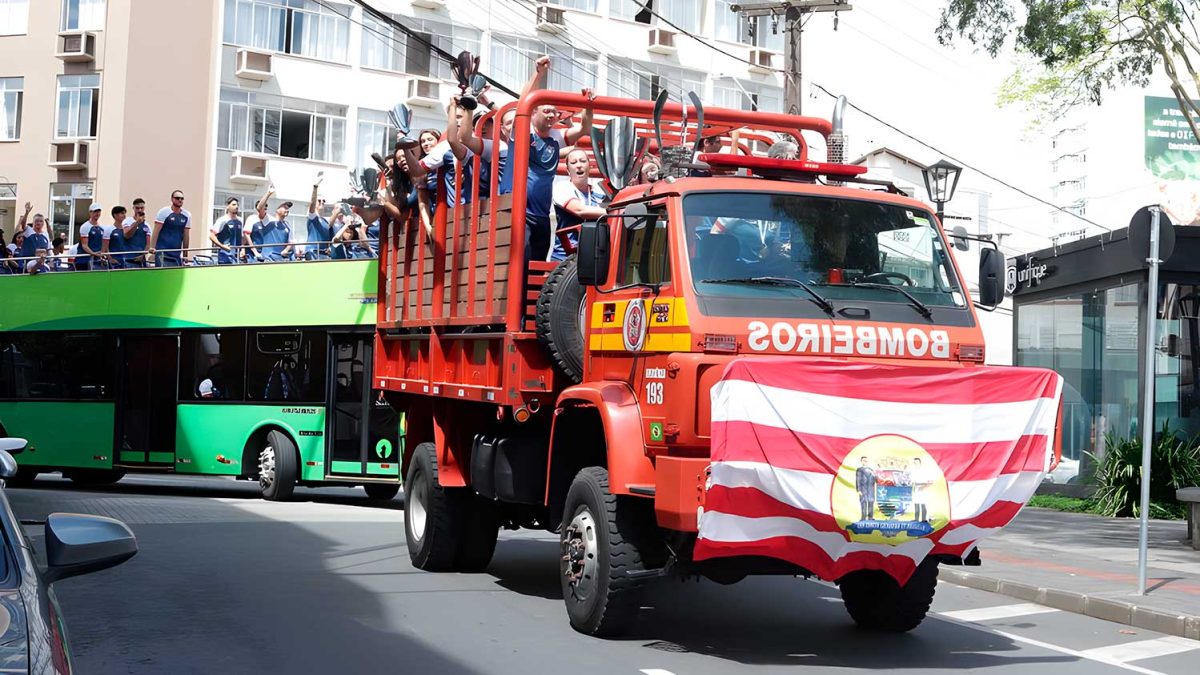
[[56, 31, 96, 63], [411, 0, 446, 9], [236, 49, 273, 81], [407, 77, 441, 107], [230, 153, 268, 184], [648, 27, 676, 55], [49, 141, 89, 170], [748, 48, 777, 74], [536, 4, 567, 34]]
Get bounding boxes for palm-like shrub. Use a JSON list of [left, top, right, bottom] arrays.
[[1087, 424, 1200, 519]]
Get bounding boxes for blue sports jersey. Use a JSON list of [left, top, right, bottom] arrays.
[[154, 207, 191, 264], [256, 219, 292, 260], [526, 130, 564, 226], [307, 214, 333, 253], [21, 232, 50, 259], [85, 223, 109, 265]]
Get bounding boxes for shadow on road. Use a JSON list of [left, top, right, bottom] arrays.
[[484, 538, 1081, 669], [5, 482, 467, 675]]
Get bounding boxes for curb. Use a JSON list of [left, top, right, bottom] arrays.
[[940, 568, 1200, 641]]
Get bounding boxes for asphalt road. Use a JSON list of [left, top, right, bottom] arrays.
[[6, 474, 1199, 675]]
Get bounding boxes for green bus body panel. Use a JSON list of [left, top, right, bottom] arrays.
[[0, 402, 115, 470], [0, 260, 378, 331], [175, 404, 327, 481]]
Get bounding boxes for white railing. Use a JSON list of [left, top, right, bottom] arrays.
[[0, 239, 379, 274]]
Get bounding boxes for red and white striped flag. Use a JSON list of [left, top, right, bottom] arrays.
[[694, 358, 1063, 585]]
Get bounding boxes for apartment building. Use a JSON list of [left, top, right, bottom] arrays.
[[0, 0, 220, 245], [0, 0, 787, 245]]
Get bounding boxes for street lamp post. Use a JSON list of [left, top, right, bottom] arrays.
[[922, 159, 963, 221]]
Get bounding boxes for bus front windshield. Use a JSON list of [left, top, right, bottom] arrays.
[[684, 192, 966, 316]]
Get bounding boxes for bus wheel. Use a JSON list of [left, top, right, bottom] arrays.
[[6, 468, 39, 487], [363, 483, 400, 501], [838, 558, 939, 632], [560, 467, 655, 637], [406, 442, 458, 571], [258, 431, 297, 502]]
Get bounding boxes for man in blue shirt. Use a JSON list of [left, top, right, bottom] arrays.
[[20, 211, 51, 262], [150, 190, 192, 267], [76, 203, 111, 270], [306, 174, 336, 259], [209, 197, 244, 265], [105, 206, 129, 268], [253, 201, 295, 262], [517, 56, 594, 261]]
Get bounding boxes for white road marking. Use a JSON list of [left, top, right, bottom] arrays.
[[934, 613, 1169, 675], [1079, 636, 1200, 664], [639, 670, 677, 675], [939, 602, 1060, 622]]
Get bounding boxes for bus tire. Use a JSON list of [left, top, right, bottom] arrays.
[[838, 558, 939, 632], [455, 497, 499, 572], [560, 467, 655, 637], [259, 430, 298, 502], [363, 483, 400, 501], [536, 256, 585, 384], [405, 441, 468, 572]]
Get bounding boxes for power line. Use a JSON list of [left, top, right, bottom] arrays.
[[633, 0, 785, 73], [809, 82, 1113, 233]]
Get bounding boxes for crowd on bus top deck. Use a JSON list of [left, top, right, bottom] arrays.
[[2, 55, 789, 276]]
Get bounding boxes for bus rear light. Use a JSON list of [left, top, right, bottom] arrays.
[[957, 344, 985, 362], [704, 334, 739, 353]]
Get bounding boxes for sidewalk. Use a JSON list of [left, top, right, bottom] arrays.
[[942, 507, 1200, 640]]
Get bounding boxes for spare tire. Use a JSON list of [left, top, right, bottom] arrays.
[[536, 256, 586, 383]]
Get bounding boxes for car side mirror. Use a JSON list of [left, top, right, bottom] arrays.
[[577, 219, 611, 286], [978, 247, 1005, 308], [43, 513, 138, 584], [0, 437, 26, 456], [0, 449, 17, 481]]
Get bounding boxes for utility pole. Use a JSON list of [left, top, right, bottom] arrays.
[[730, 0, 852, 115]]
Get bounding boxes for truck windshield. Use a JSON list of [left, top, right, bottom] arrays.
[[684, 192, 966, 317]]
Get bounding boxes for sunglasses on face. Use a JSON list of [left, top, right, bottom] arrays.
[[173, 196, 185, 201]]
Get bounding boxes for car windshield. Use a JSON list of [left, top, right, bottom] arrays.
[[683, 192, 966, 316]]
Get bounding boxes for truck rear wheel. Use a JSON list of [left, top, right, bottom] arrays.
[[536, 255, 585, 383], [560, 467, 656, 637], [838, 558, 939, 632], [405, 442, 498, 572]]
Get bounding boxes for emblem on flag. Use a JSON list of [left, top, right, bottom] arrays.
[[832, 435, 950, 545]]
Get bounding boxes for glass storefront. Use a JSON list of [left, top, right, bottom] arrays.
[[1015, 284, 1140, 483], [1156, 283, 1200, 438]]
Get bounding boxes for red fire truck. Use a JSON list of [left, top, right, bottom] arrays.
[[373, 91, 1024, 636]]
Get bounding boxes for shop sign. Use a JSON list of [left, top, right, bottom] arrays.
[[1005, 257, 1049, 295]]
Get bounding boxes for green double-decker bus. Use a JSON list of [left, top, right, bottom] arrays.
[[0, 259, 402, 501]]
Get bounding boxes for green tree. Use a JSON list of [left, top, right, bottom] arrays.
[[937, 1, 1200, 140]]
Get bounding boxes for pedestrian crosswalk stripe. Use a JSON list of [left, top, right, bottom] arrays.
[[939, 602, 1060, 622], [1079, 636, 1200, 664]]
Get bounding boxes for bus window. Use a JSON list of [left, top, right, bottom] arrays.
[[246, 330, 327, 403], [179, 331, 247, 401], [0, 333, 114, 400]]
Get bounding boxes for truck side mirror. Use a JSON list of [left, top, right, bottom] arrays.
[[978, 247, 1005, 308], [577, 219, 610, 286]]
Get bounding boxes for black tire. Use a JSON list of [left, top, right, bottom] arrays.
[[560, 467, 658, 637], [455, 496, 500, 572], [363, 483, 401, 501], [536, 256, 585, 383], [259, 430, 298, 501], [405, 442, 487, 572], [838, 558, 939, 632], [64, 469, 126, 486], [6, 467, 39, 487]]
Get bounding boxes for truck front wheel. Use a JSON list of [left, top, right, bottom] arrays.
[[838, 558, 939, 632], [560, 467, 656, 637]]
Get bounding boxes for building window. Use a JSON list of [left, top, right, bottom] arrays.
[[548, 0, 597, 11], [223, 0, 350, 63], [217, 89, 346, 164], [49, 182, 93, 245], [61, 0, 104, 32], [491, 34, 597, 93], [0, 0, 28, 35], [713, 79, 783, 113], [607, 57, 702, 101], [0, 77, 21, 140], [612, 0, 699, 32], [55, 74, 99, 139], [0, 183, 15, 238], [356, 109, 397, 174], [362, 14, 479, 79]]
